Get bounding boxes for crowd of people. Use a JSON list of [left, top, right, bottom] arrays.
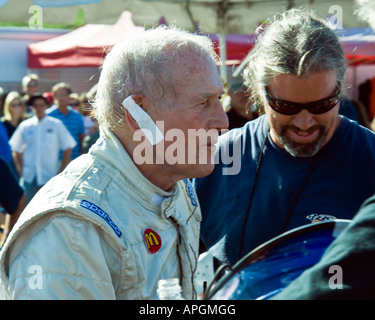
[[0, 77, 99, 241], [0, 78, 99, 189], [0, 7, 375, 300]]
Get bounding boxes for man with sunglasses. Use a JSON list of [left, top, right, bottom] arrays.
[[194, 8, 375, 269]]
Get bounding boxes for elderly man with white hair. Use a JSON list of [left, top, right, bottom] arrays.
[[0, 26, 228, 300]]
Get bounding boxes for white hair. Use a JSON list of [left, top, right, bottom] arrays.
[[93, 25, 219, 129], [354, 0, 375, 30]]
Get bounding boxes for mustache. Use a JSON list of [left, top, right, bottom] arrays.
[[281, 124, 325, 135]]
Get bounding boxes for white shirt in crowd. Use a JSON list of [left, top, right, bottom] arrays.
[[9, 115, 76, 186]]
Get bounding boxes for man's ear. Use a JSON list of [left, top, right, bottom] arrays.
[[124, 94, 149, 133]]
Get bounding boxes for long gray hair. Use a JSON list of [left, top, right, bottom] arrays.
[[93, 25, 218, 129], [243, 8, 347, 112]]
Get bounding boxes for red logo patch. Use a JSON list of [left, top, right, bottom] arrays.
[[143, 228, 162, 254]]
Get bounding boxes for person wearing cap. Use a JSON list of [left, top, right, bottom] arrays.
[[223, 76, 258, 130], [194, 8, 375, 269], [9, 93, 76, 203]]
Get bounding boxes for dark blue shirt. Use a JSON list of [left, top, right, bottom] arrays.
[[194, 115, 375, 266], [0, 122, 12, 163], [0, 156, 23, 214]]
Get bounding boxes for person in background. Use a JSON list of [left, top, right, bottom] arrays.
[[0, 25, 228, 300], [194, 8, 375, 268], [0, 121, 12, 166], [81, 111, 99, 154], [22, 74, 39, 100], [0, 87, 4, 117], [21, 74, 39, 115], [47, 82, 85, 160], [69, 93, 96, 135], [0, 156, 26, 247], [223, 76, 258, 130], [1, 91, 27, 139], [80, 86, 100, 153], [9, 93, 76, 203]]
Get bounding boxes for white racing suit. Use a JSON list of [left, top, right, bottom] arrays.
[[0, 128, 201, 299]]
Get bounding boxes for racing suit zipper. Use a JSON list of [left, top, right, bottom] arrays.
[[169, 217, 183, 286]]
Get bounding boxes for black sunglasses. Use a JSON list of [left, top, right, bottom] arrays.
[[265, 86, 341, 115]]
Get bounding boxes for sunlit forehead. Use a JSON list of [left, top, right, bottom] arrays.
[[167, 49, 223, 108]]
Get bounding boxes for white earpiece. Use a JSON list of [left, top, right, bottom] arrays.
[[122, 96, 164, 145]]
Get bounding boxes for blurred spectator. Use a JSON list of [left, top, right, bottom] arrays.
[[22, 74, 39, 100], [1, 91, 27, 139], [80, 85, 100, 153], [70, 93, 96, 135], [0, 120, 18, 179], [0, 156, 26, 247], [0, 121, 12, 165], [47, 82, 85, 160], [0, 87, 4, 117], [22, 74, 39, 115], [223, 76, 258, 130], [81, 113, 99, 154], [10, 93, 76, 203]]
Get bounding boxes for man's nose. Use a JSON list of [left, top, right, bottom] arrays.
[[210, 99, 229, 132], [291, 109, 315, 130]]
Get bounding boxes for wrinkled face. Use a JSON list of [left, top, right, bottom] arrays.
[[147, 52, 229, 179], [264, 71, 341, 157]]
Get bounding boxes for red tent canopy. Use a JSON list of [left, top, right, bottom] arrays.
[[27, 10, 255, 69], [27, 11, 145, 68], [27, 11, 375, 70]]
